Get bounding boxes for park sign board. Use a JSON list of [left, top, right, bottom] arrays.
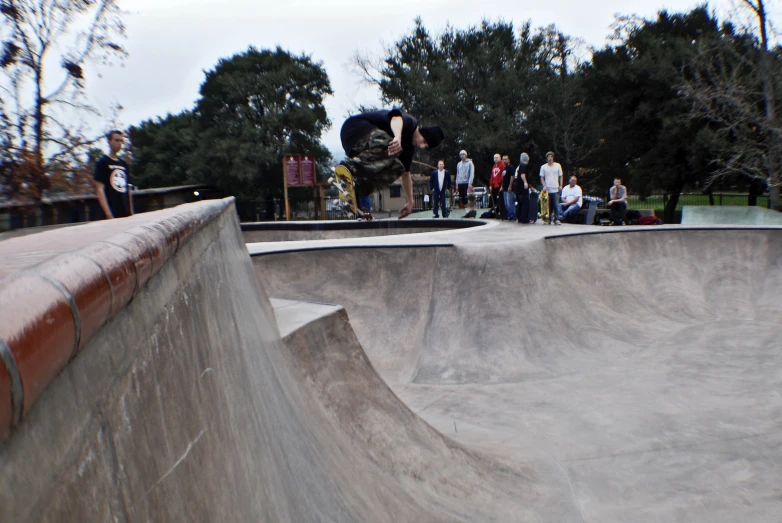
[[284, 154, 316, 187]]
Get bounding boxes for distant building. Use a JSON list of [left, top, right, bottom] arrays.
[[373, 174, 430, 212]]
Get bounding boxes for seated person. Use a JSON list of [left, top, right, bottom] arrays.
[[608, 177, 628, 225], [559, 175, 582, 222]]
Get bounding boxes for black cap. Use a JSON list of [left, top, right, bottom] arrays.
[[418, 126, 444, 148]]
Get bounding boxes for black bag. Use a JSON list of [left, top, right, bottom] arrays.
[[528, 192, 539, 223]]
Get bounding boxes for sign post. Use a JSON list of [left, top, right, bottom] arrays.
[[282, 154, 317, 221]]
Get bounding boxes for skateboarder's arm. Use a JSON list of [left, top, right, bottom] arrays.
[[93, 180, 114, 219], [388, 116, 404, 156]]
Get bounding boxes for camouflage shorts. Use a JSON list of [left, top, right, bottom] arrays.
[[344, 129, 406, 189]]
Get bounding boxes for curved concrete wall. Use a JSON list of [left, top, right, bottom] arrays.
[[0, 201, 228, 438], [252, 228, 782, 386], [242, 219, 482, 242], [0, 200, 579, 521]]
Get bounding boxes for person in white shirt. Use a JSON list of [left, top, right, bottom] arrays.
[[559, 175, 583, 222], [539, 151, 563, 225]]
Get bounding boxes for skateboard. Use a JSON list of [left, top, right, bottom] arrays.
[[540, 190, 549, 222], [329, 165, 372, 220], [528, 190, 539, 223]]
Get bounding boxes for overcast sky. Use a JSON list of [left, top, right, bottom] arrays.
[[87, 0, 752, 158]]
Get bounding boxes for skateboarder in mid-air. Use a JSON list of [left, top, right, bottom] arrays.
[[339, 108, 444, 219]]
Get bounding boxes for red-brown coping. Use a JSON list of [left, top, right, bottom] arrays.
[[32, 253, 113, 350], [0, 361, 11, 439], [0, 198, 234, 437], [0, 273, 78, 416]]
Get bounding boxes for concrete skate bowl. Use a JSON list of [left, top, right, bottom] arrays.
[[241, 218, 483, 242], [252, 227, 782, 522], [0, 200, 579, 522]]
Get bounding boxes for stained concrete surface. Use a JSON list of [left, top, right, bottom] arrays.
[[0, 210, 580, 522], [252, 221, 782, 522], [2, 208, 780, 521], [242, 219, 479, 242], [681, 205, 782, 225]]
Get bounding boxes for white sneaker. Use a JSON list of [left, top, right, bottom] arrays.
[[554, 220, 562, 225]]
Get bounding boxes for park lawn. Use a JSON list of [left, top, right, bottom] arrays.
[[617, 194, 768, 211]]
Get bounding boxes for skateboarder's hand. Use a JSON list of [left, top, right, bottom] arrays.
[[388, 138, 402, 156], [399, 202, 413, 219]]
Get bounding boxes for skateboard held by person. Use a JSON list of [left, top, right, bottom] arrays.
[[329, 165, 367, 220]]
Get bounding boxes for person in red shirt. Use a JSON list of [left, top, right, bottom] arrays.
[[489, 153, 505, 217]]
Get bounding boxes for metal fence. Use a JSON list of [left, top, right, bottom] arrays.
[[610, 193, 769, 212], [234, 192, 770, 222]]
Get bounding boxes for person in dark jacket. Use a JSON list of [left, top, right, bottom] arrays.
[[429, 160, 452, 218], [512, 153, 533, 223], [501, 154, 516, 220]]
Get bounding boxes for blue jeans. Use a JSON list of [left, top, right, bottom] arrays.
[[560, 202, 581, 222], [503, 191, 516, 220], [359, 196, 372, 211], [547, 190, 561, 222]]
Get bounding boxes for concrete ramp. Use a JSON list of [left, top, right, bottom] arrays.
[[681, 205, 782, 225], [0, 202, 579, 522], [252, 224, 782, 522]]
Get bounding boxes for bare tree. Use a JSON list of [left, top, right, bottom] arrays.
[[0, 0, 126, 200], [680, 0, 781, 209]]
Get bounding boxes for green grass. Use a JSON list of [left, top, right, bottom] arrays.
[[621, 194, 768, 212]]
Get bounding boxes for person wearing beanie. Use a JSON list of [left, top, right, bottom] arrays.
[[454, 150, 475, 210], [339, 108, 444, 219]]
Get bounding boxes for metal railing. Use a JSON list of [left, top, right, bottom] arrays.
[[599, 193, 770, 211]]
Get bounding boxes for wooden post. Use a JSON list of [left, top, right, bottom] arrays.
[[283, 181, 290, 221], [319, 184, 326, 220]]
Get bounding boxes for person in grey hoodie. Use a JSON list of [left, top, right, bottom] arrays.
[[454, 150, 475, 209]]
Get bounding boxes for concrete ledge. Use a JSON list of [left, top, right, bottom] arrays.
[[242, 218, 483, 232], [0, 198, 235, 438], [271, 298, 343, 340], [682, 205, 782, 225]]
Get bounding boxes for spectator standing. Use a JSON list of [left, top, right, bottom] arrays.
[[513, 153, 533, 223], [559, 176, 583, 222], [608, 178, 628, 225], [455, 150, 475, 210], [539, 151, 563, 225], [489, 153, 505, 217], [93, 130, 133, 219], [501, 154, 516, 221], [429, 160, 452, 218]]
